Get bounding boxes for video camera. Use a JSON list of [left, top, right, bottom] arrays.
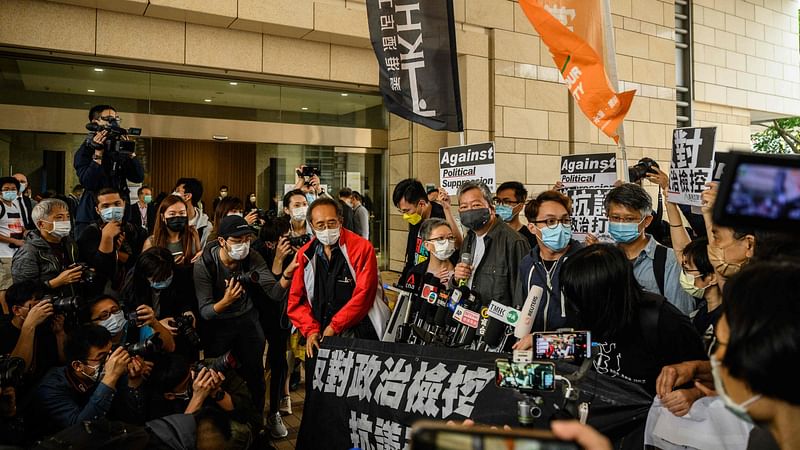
[[628, 158, 659, 183], [0, 355, 25, 388], [121, 333, 164, 359], [192, 350, 239, 374], [85, 117, 142, 164]]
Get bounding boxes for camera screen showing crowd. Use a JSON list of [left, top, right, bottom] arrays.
[[0, 105, 798, 450]]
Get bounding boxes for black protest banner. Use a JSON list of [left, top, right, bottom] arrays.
[[560, 153, 617, 240], [439, 142, 496, 195], [296, 338, 653, 450], [668, 127, 717, 206], [366, 0, 463, 132]]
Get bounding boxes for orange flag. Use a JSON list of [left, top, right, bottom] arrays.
[[518, 0, 635, 143]]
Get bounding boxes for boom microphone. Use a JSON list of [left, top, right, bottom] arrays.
[[515, 285, 544, 339]]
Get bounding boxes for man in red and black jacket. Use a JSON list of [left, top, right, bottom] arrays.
[[287, 197, 389, 358]]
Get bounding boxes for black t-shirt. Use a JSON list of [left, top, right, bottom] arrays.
[[517, 224, 536, 248], [692, 300, 722, 353], [403, 202, 445, 275], [589, 293, 706, 395]]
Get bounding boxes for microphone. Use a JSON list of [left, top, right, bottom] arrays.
[[515, 285, 544, 339], [420, 273, 441, 328], [452, 292, 481, 347], [458, 252, 473, 287], [482, 317, 506, 348]]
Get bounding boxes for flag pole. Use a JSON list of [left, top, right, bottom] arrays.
[[601, 0, 630, 182]]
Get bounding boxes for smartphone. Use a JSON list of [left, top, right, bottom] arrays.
[[533, 331, 591, 361], [411, 420, 579, 450], [714, 151, 800, 232], [495, 359, 556, 392]]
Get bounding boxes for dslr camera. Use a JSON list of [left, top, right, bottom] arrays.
[[169, 315, 201, 348], [0, 355, 25, 388], [296, 165, 321, 178], [193, 350, 239, 374], [230, 270, 259, 285], [628, 158, 659, 183], [122, 333, 164, 359], [288, 234, 311, 248], [50, 295, 84, 316], [85, 116, 142, 164]]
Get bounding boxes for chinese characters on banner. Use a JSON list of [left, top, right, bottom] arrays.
[[668, 127, 717, 207], [438, 142, 496, 195], [517, 0, 635, 143], [560, 153, 617, 241], [366, 0, 463, 131]]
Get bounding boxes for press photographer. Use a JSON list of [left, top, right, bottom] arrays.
[[86, 294, 176, 354], [74, 105, 144, 237], [0, 355, 27, 447]]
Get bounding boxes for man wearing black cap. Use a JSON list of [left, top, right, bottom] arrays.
[[194, 215, 297, 438]]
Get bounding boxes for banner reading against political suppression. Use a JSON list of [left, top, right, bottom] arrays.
[[560, 153, 617, 241], [668, 127, 717, 207], [367, 0, 463, 132], [439, 142, 496, 195], [296, 337, 654, 450], [517, 0, 635, 143]]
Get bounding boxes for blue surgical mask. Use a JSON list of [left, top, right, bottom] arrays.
[[305, 193, 317, 205], [540, 224, 572, 252], [1, 191, 16, 202], [100, 206, 125, 223], [150, 274, 173, 290], [608, 219, 643, 243], [99, 311, 127, 336], [496, 205, 514, 222]]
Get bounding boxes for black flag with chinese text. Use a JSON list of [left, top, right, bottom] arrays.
[[366, 0, 463, 131]]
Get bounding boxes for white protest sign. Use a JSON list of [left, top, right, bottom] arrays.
[[559, 153, 617, 241], [439, 142, 496, 195], [668, 127, 717, 207]]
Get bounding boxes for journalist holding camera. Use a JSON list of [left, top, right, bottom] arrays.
[[194, 215, 294, 424], [74, 105, 144, 237], [11, 198, 97, 298]]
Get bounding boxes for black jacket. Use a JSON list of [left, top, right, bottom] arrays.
[[128, 202, 156, 234]]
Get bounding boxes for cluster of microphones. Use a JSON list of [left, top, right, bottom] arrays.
[[385, 251, 544, 352]]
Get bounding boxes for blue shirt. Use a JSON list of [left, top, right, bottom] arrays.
[[631, 235, 696, 316]]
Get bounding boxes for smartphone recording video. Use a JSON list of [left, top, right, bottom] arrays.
[[714, 152, 800, 231], [495, 359, 555, 392], [411, 420, 580, 450], [533, 331, 591, 361]]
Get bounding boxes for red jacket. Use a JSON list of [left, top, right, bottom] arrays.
[[287, 227, 389, 338]]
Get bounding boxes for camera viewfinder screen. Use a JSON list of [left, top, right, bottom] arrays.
[[726, 163, 800, 220], [533, 332, 589, 361], [495, 360, 555, 391]]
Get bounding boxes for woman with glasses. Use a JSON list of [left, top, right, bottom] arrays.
[[400, 218, 457, 290], [512, 191, 582, 347], [84, 293, 176, 353]]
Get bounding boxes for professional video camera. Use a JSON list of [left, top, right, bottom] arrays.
[[85, 116, 142, 164], [192, 350, 239, 374], [0, 356, 25, 388], [122, 333, 164, 359], [288, 234, 311, 248], [169, 315, 201, 348], [628, 158, 659, 183]]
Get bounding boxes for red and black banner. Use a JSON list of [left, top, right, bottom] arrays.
[[366, 0, 463, 132]]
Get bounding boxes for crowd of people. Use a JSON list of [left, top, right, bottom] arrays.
[[0, 104, 797, 450]]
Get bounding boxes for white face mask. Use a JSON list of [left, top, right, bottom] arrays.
[[291, 206, 308, 222], [45, 220, 71, 239], [430, 239, 456, 261], [81, 362, 103, 383], [227, 241, 250, 260], [316, 227, 341, 246], [99, 311, 127, 336], [227, 212, 243, 217], [19, 183, 27, 193], [710, 355, 762, 423], [171, 191, 184, 200]]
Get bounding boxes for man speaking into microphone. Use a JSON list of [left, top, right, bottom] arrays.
[[451, 181, 530, 350]]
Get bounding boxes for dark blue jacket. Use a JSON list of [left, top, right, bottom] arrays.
[[73, 138, 144, 227], [515, 240, 583, 332]]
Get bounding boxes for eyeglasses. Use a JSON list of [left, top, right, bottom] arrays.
[[531, 218, 572, 229], [608, 215, 644, 224], [427, 237, 456, 244], [100, 115, 121, 122], [312, 220, 340, 232], [92, 306, 120, 322], [681, 265, 703, 274], [492, 198, 521, 207]]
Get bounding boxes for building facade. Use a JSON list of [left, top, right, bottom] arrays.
[[0, 0, 797, 271]]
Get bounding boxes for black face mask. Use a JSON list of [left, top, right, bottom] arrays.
[[460, 208, 491, 231], [165, 216, 187, 232]]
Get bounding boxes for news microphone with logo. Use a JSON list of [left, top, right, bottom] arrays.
[[515, 285, 544, 339]]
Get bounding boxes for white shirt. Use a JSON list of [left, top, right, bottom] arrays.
[[0, 201, 24, 258], [467, 234, 486, 289]]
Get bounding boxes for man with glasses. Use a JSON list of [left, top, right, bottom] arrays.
[[194, 215, 289, 437], [494, 181, 535, 247], [593, 183, 695, 315], [74, 104, 144, 237], [288, 197, 389, 359], [512, 191, 583, 342], [32, 324, 147, 437]]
